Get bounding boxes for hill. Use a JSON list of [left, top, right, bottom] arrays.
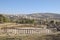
[[3, 13, 60, 21]]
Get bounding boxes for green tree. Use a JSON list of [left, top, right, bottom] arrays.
[[49, 20, 54, 24], [3, 16, 10, 22], [0, 14, 10, 23], [16, 19, 35, 24]]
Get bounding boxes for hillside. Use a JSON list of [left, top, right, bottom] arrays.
[[27, 13, 60, 20], [3, 13, 60, 20]]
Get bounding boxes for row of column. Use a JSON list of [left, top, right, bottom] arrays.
[[18, 29, 40, 34]]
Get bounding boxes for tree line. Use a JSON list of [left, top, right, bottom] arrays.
[[0, 14, 34, 24]]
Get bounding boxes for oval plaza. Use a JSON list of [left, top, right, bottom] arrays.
[[0, 27, 52, 36]]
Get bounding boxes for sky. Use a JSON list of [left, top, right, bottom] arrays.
[[0, 0, 60, 14]]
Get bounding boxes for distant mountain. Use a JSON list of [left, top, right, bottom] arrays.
[[27, 13, 60, 20]]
